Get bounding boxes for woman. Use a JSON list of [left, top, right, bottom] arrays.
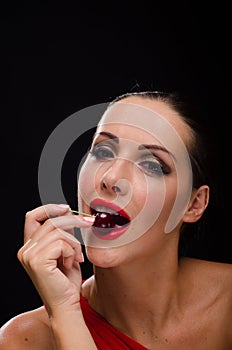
[[0, 91, 231, 349]]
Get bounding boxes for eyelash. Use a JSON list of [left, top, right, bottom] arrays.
[[89, 144, 115, 160], [139, 159, 170, 176], [89, 144, 171, 176]]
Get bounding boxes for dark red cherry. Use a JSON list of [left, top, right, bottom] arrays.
[[94, 212, 114, 228]]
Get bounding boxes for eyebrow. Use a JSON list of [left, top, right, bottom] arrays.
[[138, 144, 174, 158], [95, 131, 174, 158], [95, 131, 119, 143]]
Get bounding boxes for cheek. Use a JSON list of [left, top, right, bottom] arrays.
[[161, 179, 178, 218], [78, 159, 96, 206], [78, 158, 109, 208], [129, 176, 178, 238], [136, 179, 165, 224], [161, 177, 177, 202]]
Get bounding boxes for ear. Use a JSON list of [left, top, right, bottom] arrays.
[[183, 185, 210, 223]]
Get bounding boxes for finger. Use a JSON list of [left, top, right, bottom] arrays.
[[20, 238, 83, 275], [18, 241, 82, 302], [60, 245, 78, 270], [18, 228, 84, 263], [62, 210, 77, 236], [24, 204, 71, 242], [61, 244, 84, 270], [24, 212, 94, 243]]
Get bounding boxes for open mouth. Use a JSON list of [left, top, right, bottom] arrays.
[[90, 199, 131, 240]]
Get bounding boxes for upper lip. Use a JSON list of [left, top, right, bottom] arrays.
[[90, 198, 131, 220]]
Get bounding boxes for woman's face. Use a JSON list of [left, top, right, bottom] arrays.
[[78, 97, 193, 265]]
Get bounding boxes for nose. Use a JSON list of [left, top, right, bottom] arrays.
[[100, 159, 132, 196]]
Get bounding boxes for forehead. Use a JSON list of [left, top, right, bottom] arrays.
[[97, 97, 190, 153], [96, 122, 158, 146]]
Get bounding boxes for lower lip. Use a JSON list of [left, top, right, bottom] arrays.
[[91, 224, 130, 240]]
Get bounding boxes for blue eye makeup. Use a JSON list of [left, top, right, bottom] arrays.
[[89, 141, 171, 177], [138, 157, 171, 176], [90, 143, 115, 161]]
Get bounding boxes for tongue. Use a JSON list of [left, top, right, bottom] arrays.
[[93, 212, 129, 230]]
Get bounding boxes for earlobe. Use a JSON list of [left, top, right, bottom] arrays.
[[183, 185, 210, 223]]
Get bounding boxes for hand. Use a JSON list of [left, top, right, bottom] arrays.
[[17, 204, 94, 317]]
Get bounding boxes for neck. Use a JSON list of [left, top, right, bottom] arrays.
[[89, 247, 181, 333]]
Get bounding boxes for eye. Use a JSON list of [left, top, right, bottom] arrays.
[[90, 144, 115, 161], [139, 159, 170, 176]]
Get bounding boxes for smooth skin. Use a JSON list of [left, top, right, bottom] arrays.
[[0, 97, 232, 350]]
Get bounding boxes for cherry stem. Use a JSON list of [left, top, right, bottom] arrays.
[[69, 209, 95, 218]]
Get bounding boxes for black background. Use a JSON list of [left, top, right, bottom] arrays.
[[0, 2, 231, 326]]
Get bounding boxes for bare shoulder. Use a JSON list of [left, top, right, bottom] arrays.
[[181, 257, 232, 344], [184, 257, 232, 285], [181, 257, 232, 300], [0, 306, 54, 350]]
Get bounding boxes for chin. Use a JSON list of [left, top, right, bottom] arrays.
[[85, 245, 123, 268]]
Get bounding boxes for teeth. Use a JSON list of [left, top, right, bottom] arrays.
[[92, 205, 119, 216]]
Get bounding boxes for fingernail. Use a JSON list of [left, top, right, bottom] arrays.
[[57, 204, 70, 209], [82, 216, 95, 223], [80, 252, 85, 262]]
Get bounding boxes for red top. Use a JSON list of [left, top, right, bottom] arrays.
[[80, 294, 149, 350]]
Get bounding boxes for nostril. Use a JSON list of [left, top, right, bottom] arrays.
[[102, 179, 121, 193], [112, 185, 121, 193], [102, 181, 107, 189]]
